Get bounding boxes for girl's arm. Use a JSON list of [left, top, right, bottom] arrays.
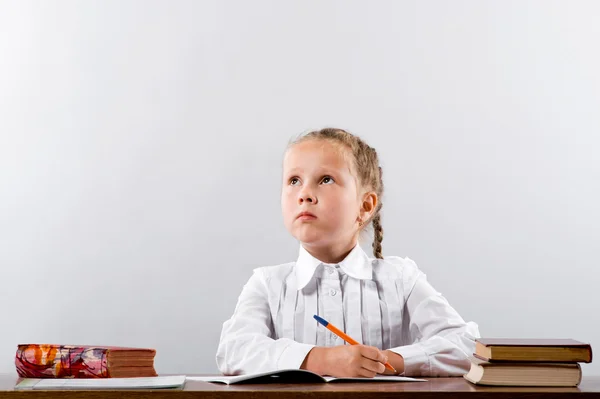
[[216, 269, 315, 375], [386, 259, 480, 377]]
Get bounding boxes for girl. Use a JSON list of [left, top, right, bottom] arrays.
[[216, 128, 479, 377]]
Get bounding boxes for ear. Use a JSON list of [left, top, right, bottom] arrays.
[[358, 191, 378, 223]]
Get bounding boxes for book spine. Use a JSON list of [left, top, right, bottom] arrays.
[[15, 345, 110, 378]]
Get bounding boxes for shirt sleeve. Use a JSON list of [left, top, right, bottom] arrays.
[[387, 258, 480, 377], [216, 268, 315, 375]]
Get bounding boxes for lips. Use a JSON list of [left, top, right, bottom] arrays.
[[296, 211, 317, 220]]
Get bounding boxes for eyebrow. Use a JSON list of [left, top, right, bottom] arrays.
[[285, 168, 303, 175], [284, 167, 343, 176]]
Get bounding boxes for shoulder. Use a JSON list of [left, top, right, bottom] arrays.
[[372, 255, 425, 284], [251, 261, 296, 284]]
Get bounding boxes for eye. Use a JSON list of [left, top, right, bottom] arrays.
[[289, 177, 301, 186], [320, 176, 335, 185]]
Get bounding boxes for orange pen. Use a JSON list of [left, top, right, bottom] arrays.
[[313, 314, 397, 373]]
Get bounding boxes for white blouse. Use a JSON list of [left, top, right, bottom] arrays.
[[216, 244, 480, 377]]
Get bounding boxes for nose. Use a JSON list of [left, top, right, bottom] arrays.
[[298, 189, 317, 205]]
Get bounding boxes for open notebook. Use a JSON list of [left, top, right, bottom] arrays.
[[15, 376, 186, 390], [188, 369, 426, 384]]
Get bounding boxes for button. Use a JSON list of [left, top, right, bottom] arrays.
[[327, 267, 334, 274], [329, 289, 337, 296]]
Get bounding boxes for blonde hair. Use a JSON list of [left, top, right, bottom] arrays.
[[290, 128, 384, 259]]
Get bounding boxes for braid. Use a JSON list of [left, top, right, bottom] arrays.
[[372, 211, 384, 259], [371, 166, 384, 259]]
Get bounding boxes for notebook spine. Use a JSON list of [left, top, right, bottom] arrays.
[[15, 344, 110, 378]]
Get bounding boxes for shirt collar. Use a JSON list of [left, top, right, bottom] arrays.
[[295, 244, 373, 290]]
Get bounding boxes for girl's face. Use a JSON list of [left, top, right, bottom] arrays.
[[281, 139, 362, 250]]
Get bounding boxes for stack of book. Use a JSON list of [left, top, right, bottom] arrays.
[[464, 339, 593, 387]]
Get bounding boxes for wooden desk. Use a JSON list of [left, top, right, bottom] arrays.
[[1, 375, 599, 399]]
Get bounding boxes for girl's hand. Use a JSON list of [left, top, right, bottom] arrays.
[[301, 345, 388, 377], [381, 349, 405, 375]]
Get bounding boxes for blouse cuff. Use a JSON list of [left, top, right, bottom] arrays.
[[389, 343, 430, 376], [276, 342, 316, 370]]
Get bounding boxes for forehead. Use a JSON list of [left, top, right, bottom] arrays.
[[283, 139, 352, 173]]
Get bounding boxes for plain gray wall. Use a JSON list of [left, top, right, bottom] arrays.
[[1, 0, 598, 376]]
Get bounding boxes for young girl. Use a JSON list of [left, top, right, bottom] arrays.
[[216, 128, 479, 377]]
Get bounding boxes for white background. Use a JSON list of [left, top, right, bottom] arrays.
[[1, 0, 598, 375]]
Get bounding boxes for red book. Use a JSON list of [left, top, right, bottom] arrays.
[[15, 344, 157, 378]]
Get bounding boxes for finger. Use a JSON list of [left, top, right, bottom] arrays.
[[360, 358, 386, 375], [360, 346, 388, 363], [358, 367, 377, 378]]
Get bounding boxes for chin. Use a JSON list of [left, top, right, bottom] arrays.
[[292, 229, 328, 246]]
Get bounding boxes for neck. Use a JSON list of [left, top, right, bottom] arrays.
[[302, 238, 358, 264]]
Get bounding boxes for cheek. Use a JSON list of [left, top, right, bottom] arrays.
[[281, 191, 295, 216], [324, 192, 359, 222]]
